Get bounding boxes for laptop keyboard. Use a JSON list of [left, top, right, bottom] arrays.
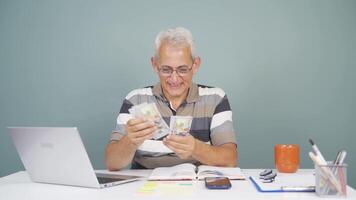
[[97, 176, 124, 184]]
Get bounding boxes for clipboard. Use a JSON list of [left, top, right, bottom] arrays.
[[249, 172, 315, 193]]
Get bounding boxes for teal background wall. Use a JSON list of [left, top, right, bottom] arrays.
[[1, 0, 355, 187]]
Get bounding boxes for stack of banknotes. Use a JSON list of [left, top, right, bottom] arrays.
[[129, 103, 192, 140]]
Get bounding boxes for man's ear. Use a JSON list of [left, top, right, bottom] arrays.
[[192, 56, 201, 74], [151, 57, 159, 73]]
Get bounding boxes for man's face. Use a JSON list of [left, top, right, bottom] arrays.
[[152, 43, 200, 100]]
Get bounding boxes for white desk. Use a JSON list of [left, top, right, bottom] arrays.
[[0, 169, 355, 200]]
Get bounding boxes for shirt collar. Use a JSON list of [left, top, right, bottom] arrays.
[[152, 82, 199, 103]]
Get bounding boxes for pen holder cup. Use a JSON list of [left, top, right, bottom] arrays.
[[315, 162, 347, 198]]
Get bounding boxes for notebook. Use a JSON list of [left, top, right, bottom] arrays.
[[8, 127, 142, 188], [148, 163, 246, 181]]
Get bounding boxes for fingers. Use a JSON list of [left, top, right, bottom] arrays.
[[127, 119, 155, 133], [130, 133, 153, 145], [128, 125, 156, 141], [127, 118, 146, 126], [170, 148, 186, 156], [163, 137, 188, 150], [127, 126, 156, 146], [125, 118, 157, 146], [163, 134, 196, 160], [164, 142, 190, 159], [165, 134, 191, 144], [132, 125, 157, 138]]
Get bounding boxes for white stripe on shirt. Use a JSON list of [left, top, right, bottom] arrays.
[[198, 87, 225, 98], [210, 111, 232, 129], [117, 113, 133, 125], [125, 88, 153, 100]]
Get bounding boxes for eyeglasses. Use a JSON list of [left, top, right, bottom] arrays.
[[158, 65, 192, 77]]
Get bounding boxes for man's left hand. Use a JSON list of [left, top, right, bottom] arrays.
[[163, 133, 196, 159]]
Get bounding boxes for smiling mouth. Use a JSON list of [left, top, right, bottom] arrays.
[[168, 83, 181, 89]]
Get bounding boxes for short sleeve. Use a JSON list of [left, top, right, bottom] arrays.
[[210, 95, 237, 146], [110, 99, 134, 141]]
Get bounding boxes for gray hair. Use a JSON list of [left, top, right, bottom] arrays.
[[154, 27, 195, 60]]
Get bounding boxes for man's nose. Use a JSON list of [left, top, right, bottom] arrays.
[[169, 70, 179, 81]]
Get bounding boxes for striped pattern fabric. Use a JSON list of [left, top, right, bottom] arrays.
[[110, 83, 236, 169]]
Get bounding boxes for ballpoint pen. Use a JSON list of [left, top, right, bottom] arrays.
[[334, 151, 342, 165], [337, 151, 347, 195], [281, 186, 315, 192], [337, 151, 347, 165], [326, 150, 347, 194], [321, 150, 341, 194]]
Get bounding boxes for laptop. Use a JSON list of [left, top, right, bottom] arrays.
[[7, 127, 142, 188]]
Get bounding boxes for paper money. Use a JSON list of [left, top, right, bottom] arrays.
[[129, 103, 194, 139], [170, 116, 193, 136], [129, 103, 170, 140]]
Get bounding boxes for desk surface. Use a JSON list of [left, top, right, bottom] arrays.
[[0, 169, 355, 200]]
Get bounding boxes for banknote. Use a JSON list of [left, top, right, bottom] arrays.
[[129, 103, 170, 140], [170, 116, 193, 136]]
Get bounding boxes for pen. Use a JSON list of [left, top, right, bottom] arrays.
[[338, 151, 347, 195], [330, 150, 347, 174], [308, 152, 328, 180], [309, 139, 327, 165], [281, 186, 315, 192], [337, 151, 347, 165], [309, 152, 343, 194], [334, 151, 342, 165], [327, 150, 347, 194]]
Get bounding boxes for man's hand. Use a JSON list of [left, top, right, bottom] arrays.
[[126, 118, 157, 147], [163, 134, 196, 159]]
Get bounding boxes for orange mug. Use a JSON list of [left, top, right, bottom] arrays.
[[274, 144, 299, 173]]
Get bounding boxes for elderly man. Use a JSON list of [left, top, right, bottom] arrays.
[[105, 27, 237, 170]]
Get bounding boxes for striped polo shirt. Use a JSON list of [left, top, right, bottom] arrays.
[[110, 83, 236, 169]]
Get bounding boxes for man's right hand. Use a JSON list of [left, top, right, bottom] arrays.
[[125, 118, 157, 147]]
